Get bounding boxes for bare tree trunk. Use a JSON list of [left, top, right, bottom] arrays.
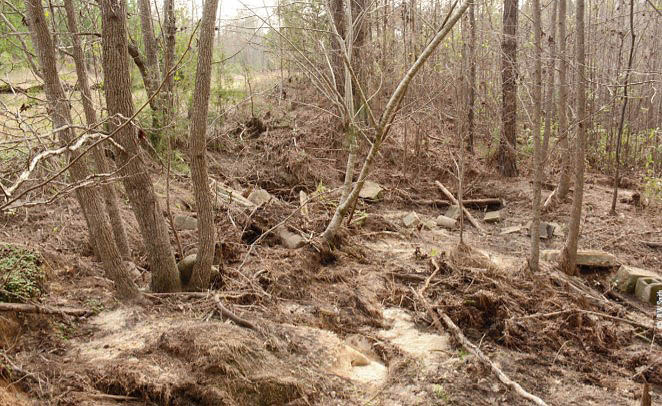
[[137, 0, 164, 142], [610, 0, 636, 214], [187, 0, 219, 291], [466, 1, 476, 153], [100, 0, 181, 292], [497, 0, 518, 177], [330, 0, 346, 95], [63, 0, 131, 260], [25, 0, 140, 301], [546, 0, 570, 209], [559, 0, 587, 276], [529, 0, 543, 272], [162, 0, 176, 114]]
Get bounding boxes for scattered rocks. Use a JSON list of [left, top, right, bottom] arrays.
[[634, 277, 662, 305], [613, 265, 660, 293], [402, 212, 421, 228], [276, 225, 306, 249], [484, 210, 502, 223], [444, 206, 461, 221], [359, 181, 384, 201], [173, 215, 197, 231], [248, 188, 274, 206], [435, 215, 457, 229]]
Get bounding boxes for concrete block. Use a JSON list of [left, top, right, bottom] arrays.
[[435, 215, 457, 229], [484, 210, 502, 223], [613, 265, 660, 293], [634, 277, 662, 305]]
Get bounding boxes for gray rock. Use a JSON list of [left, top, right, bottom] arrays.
[[484, 210, 502, 223], [177, 254, 197, 284], [402, 211, 421, 228], [174, 215, 198, 231], [435, 215, 457, 229], [445, 206, 461, 221], [634, 277, 662, 304], [613, 265, 660, 293], [276, 225, 306, 249], [359, 181, 384, 201], [248, 188, 273, 206], [526, 221, 555, 239]]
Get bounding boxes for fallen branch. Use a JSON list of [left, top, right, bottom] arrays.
[[213, 294, 258, 331], [434, 181, 485, 233], [642, 240, 662, 249], [0, 302, 91, 316], [410, 198, 504, 209], [415, 290, 548, 406]]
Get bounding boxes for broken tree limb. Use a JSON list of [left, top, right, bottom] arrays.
[[410, 198, 504, 209], [415, 290, 548, 406], [642, 241, 662, 249], [213, 294, 257, 331], [434, 181, 485, 233], [0, 302, 91, 317]]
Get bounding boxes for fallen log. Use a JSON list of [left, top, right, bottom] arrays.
[[0, 302, 91, 317], [209, 178, 255, 208], [434, 181, 485, 233], [414, 290, 548, 406], [411, 198, 504, 209], [642, 240, 662, 249]]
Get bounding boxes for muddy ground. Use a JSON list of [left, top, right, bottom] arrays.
[[1, 85, 661, 405]]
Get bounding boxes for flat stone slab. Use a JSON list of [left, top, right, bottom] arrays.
[[613, 265, 660, 293], [359, 181, 384, 201], [402, 212, 420, 228], [444, 205, 461, 221], [173, 215, 197, 231], [541, 249, 619, 269], [484, 210, 502, 223], [635, 277, 662, 305]]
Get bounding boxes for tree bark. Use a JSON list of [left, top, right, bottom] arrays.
[[559, 0, 587, 276], [466, 1, 476, 153], [63, 0, 131, 260], [552, 0, 571, 206], [187, 0, 219, 291], [137, 0, 164, 141], [100, 0, 181, 292], [162, 0, 177, 114], [529, 0, 543, 272], [497, 0, 518, 177], [25, 0, 140, 300]]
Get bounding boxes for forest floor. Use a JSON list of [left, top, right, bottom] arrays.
[[1, 81, 661, 406]]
